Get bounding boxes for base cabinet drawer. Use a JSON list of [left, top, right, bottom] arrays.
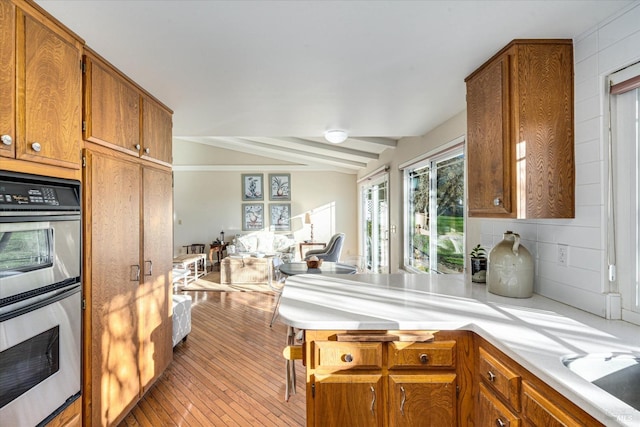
[[313, 341, 383, 370], [388, 341, 456, 369], [479, 347, 521, 410], [478, 383, 520, 427]]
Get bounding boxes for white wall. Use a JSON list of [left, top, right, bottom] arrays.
[[172, 141, 358, 259], [361, 3, 640, 319]]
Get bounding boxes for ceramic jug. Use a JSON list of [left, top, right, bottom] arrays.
[[487, 231, 534, 298]]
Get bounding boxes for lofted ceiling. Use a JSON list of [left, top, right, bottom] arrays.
[[35, 0, 635, 173]]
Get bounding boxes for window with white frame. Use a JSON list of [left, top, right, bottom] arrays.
[[402, 142, 464, 273], [609, 62, 640, 324]]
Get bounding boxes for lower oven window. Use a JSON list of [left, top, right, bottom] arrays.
[[0, 325, 59, 408]]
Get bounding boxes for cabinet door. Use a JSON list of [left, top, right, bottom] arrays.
[[0, 0, 15, 159], [313, 374, 384, 427], [466, 52, 513, 217], [84, 149, 141, 426], [83, 54, 140, 155], [141, 96, 172, 165], [139, 166, 173, 391], [522, 382, 581, 427], [19, 8, 81, 168], [388, 374, 457, 427], [478, 383, 520, 427]]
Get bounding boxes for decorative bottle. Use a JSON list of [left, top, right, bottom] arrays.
[[487, 231, 534, 298]]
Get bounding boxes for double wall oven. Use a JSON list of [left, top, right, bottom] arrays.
[[0, 171, 82, 426]]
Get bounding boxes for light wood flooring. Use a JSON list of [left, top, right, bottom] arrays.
[[119, 290, 306, 426]]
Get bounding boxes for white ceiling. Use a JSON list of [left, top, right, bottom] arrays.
[[35, 0, 634, 172]]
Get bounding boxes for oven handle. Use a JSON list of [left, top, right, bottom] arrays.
[[0, 284, 80, 323]]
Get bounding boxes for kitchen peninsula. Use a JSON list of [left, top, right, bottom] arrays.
[[279, 274, 640, 426]]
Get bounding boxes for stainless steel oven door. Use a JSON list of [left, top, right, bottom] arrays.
[[0, 286, 81, 426], [0, 219, 80, 306]]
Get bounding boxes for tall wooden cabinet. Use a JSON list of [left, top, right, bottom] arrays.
[[1, 0, 82, 170], [83, 147, 173, 426], [465, 39, 574, 218], [0, 0, 15, 160]]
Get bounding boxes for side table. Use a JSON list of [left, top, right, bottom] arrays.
[[209, 242, 227, 271]]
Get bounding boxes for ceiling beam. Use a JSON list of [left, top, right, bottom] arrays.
[[177, 136, 368, 170]]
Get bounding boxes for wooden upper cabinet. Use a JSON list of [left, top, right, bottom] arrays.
[[83, 51, 140, 155], [465, 40, 575, 218], [2, 2, 83, 169], [83, 50, 173, 165], [141, 96, 172, 165], [0, 0, 16, 159]]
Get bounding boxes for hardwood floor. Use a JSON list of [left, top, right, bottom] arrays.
[[119, 290, 306, 426]]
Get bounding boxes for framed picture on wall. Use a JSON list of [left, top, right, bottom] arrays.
[[242, 203, 264, 231], [270, 203, 291, 231], [242, 174, 264, 201], [269, 173, 291, 200]]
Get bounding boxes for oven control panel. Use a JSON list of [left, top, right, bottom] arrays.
[[0, 175, 80, 211]]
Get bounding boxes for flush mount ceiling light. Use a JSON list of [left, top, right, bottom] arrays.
[[324, 129, 348, 144]]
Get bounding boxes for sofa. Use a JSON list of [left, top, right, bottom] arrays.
[[232, 231, 296, 262]]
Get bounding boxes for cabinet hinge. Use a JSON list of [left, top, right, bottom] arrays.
[[82, 121, 86, 132], [81, 298, 86, 310], [82, 156, 86, 168], [311, 383, 315, 398], [81, 60, 86, 73], [456, 385, 460, 398]]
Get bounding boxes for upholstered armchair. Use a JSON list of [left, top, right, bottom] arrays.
[[304, 233, 345, 262]]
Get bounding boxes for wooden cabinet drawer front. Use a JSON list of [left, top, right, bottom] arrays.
[[388, 341, 456, 369], [479, 347, 521, 410], [478, 383, 520, 427], [314, 341, 383, 370], [522, 382, 582, 427]]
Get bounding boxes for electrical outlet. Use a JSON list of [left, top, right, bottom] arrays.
[[558, 244, 568, 267]]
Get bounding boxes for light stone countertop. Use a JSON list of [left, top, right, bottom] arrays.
[[278, 273, 640, 427]]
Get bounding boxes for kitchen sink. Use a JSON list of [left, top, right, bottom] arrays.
[[562, 353, 640, 411]]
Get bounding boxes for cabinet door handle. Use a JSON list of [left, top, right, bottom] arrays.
[[344, 353, 353, 363], [135, 144, 141, 150], [370, 386, 376, 416], [1, 134, 12, 146], [488, 371, 496, 382], [419, 353, 429, 364], [144, 147, 150, 154], [144, 260, 153, 276], [495, 418, 506, 427], [31, 142, 42, 152], [400, 386, 406, 416], [493, 197, 502, 206], [131, 264, 140, 281]]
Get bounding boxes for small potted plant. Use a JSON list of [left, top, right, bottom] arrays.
[[470, 244, 487, 283]]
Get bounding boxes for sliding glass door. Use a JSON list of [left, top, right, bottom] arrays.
[[361, 174, 389, 273]]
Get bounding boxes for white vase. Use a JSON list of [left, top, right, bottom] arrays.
[[487, 231, 534, 298]]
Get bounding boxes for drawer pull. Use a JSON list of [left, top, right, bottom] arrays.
[[370, 386, 376, 416], [493, 197, 502, 206], [495, 418, 506, 427], [419, 353, 429, 364], [31, 142, 41, 152], [1, 134, 12, 146], [400, 386, 406, 416], [344, 354, 353, 363], [488, 370, 496, 382]]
